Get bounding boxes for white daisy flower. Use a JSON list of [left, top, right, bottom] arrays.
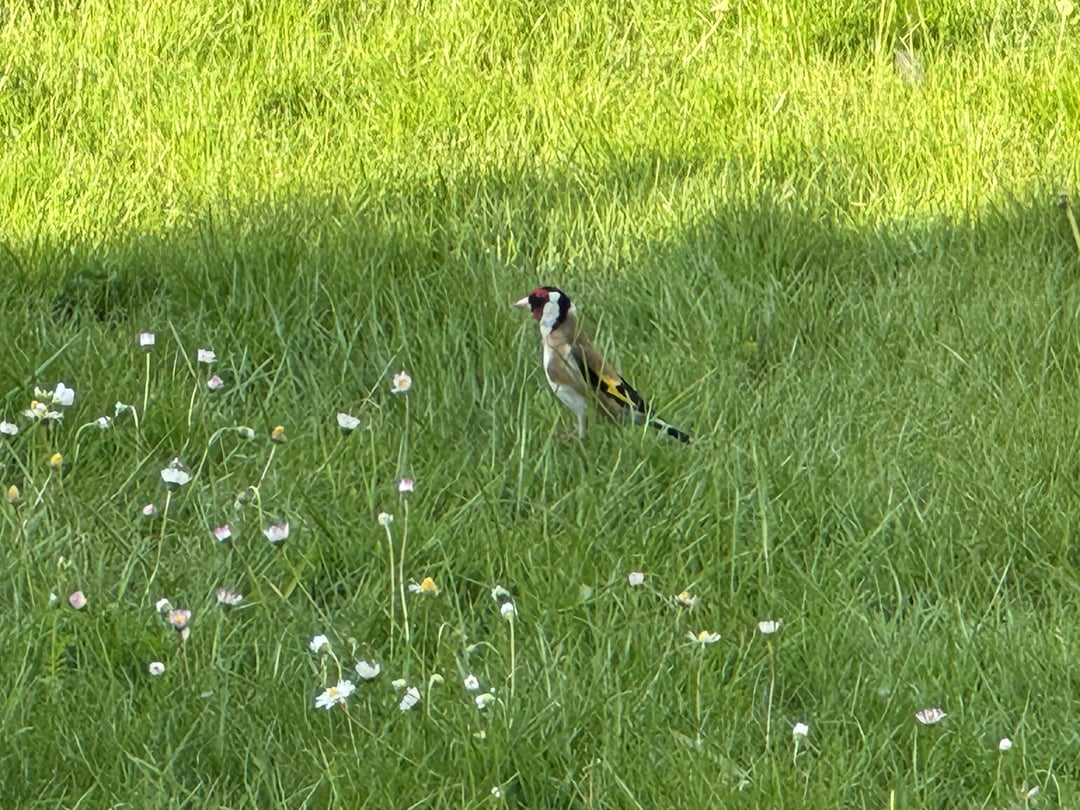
[[998, 737, 1012, 752], [197, 348, 216, 364], [0, 420, 18, 436], [207, 375, 225, 391], [160, 458, 192, 489], [336, 412, 361, 433], [475, 692, 497, 710], [355, 660, 381, 681], [263, 523, 289, 545], [463, 674, 480, 692], [398, 686, 421, 711], [138, 331, 155, 350], [793, 722, 809, 739], [758, 620, 782, 635], [377, 512, 393, 527], [915, 707, 947, 725], [148, 661, 165, 676], [686, 630, 721, 646], [627, 571, 645, 587], [391, 371, 412, 394], [309, 634, 331, 654], [315, 680, 356, 710]]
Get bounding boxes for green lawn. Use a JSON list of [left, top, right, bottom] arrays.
[[2, 0, 1080, 806]]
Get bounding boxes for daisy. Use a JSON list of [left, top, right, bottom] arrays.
[[207, 375, 225, 391], [377, 512, 393, 527], [166, 609, 191, 631], [271, 425, 286, 444], [263, 523, 289, 545], [212, 525, 232, 543], [475, 692, 497, 710], [793, 722, 809, 739], [7, 485, 21, 506], [398, 477, 414, 494], [215, 588, 243, 607], [37, 383, 75, 407], [758, 620, 783, 635], [998, 737, 1012, 752], [0, 420, 18, 436], [49, 453, 63, 471], [24, 401, 62, 421], [674, 590, 698, 608], [398, 686, 421, 712], [915, 707, 947, 725], [138, 331, 155, 350], [160, 458, 192, 489], [463, 674, 480, 691], [686, 630, 721, 646], [408, 576, 439, 596], [155, 598, 172, 613], [315, 680, 356, 711], [96, 416, 112, 429], [391, 371, 412, 394], [197, 348, 216, 364], [309, 634, 331, 654], [68, 590, 87, 610], [627, 571, 645, 587], [355, 660, 381, 681], [148, 661, 165, 676], [141, 503, 159, 518], [336, 412, 361, 433]]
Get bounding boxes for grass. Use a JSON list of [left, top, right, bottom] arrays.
[[2, 0, 1080, 806]]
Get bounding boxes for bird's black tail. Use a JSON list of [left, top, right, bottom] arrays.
[[649, 418, 691, 444]]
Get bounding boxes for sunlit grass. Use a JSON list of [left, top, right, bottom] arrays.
[[1, 0, 1080, 806]]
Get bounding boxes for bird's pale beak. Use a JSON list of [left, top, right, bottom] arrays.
[[512, 296, 531, 309]]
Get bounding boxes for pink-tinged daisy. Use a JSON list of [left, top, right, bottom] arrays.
[[315, 680, 356, 710], [148, 661, 165, 676], [68, 590, 87, 610], [142, 503, 159, 518], [355, 659, 381, 681], [212, 525, 232, 543], [166, 609, 191, 631], [263, 523, 289, 545], [398, 686, 421, 712], [757, 620, 782, 635], [197, 348, 216, 364], [915, 707, 947, 725], [336, 412, 361, 433], [408, 576, 439, 596], [0, 420, 18, 436], [391, 371, 412, 394], [215, 588, 243, 607], [138, 332, 155, 350], [207, 374, 225, 392], [627, 571, 645, 587], [398, 477, 414, 494]]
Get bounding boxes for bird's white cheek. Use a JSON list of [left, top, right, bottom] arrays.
[[539, 300, 561, 334]]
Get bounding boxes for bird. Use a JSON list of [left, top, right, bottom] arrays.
[[513, 286, 691, 443]]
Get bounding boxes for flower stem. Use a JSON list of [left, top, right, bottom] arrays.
[[399, 500, 410, 645], [142, 353, 151, 422], [383, 523, 396, 659]]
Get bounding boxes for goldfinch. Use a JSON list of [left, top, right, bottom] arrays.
[[513, 286, 691, 443]]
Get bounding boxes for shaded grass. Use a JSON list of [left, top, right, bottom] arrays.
[[2, 0, 1080, 806]]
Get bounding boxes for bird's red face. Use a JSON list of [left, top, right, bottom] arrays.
[[513, 287, 553, 320]]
